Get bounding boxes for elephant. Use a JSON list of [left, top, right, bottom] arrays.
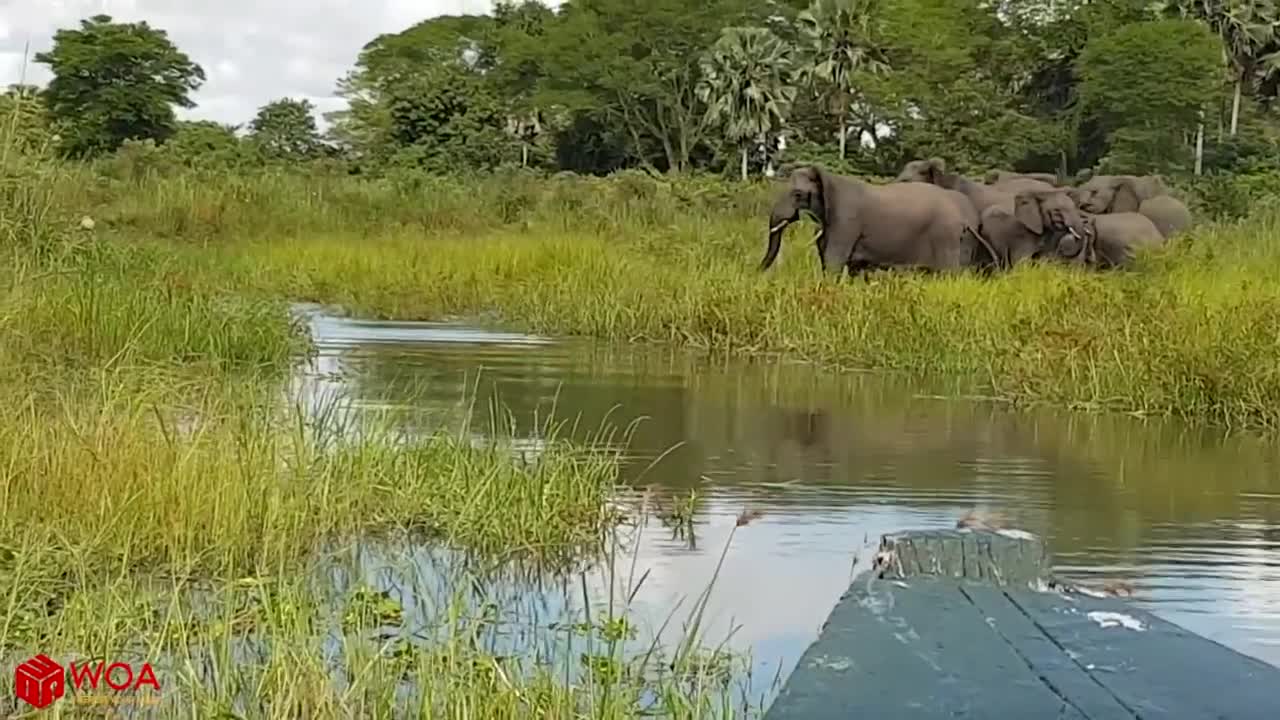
[[984, 169, 1061, 190], [762, 164, 999, 276], [977, 189, 1091, 269], [1085, 212, 1167, 269], [1070, 174, 1192, 239], [895, 157, 1014, 216]]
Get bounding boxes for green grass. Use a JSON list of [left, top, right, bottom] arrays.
[[0, 369, 627, 576], [0, 368, 761, 717]]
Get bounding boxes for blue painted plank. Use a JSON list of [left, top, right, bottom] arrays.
[[764, 577, 1084, 720], [1011, 589, 1280, 720], [959, 584, 1136, 720]]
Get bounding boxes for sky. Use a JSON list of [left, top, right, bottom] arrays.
[[0, 0, 509, 129]]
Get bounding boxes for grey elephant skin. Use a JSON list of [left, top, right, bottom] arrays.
[[1085, 212, 1167, 269], [895, 157, 1020, 216], [1071, 174, 1192, 239], [977, 189, 1091, 269], [984, 169, 1061, 190], [762, 165, 997, 276]]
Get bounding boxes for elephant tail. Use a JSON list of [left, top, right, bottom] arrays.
[[964, 225, 1003, 271]]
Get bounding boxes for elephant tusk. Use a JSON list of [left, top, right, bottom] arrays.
[[769, 221, 789, 234]]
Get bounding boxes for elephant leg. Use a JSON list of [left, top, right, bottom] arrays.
[[846, 258, 874, 281], [820, 224, 859, 278]]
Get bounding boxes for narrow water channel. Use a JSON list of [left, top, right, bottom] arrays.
[[288, 304, 1280, 700]]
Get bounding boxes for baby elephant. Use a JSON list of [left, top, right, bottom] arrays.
[[978, 189, 1091, 269], [1087, 212, 1166, 269]]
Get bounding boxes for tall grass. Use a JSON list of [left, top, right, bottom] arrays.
[[0, 369, 626, 578], [0, 368, 762, 717]]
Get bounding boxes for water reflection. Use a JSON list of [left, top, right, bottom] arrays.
[[288, 304, 1280, 695]]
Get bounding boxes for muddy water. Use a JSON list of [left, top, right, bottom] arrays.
[[289, 305, 1280, 699]]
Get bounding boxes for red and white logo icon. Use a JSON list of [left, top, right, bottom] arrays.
[[15, 654, 66, 709]]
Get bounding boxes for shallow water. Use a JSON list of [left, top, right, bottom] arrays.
[[289, 304, 1280, 701]]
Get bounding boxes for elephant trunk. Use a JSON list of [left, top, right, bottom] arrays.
[[1055, 218, 1093, 264], [761, 203, 798, 271]]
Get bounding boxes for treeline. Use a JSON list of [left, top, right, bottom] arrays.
[[7, 0, 1280, 181]]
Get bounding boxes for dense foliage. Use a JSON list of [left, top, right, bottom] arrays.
[[15, 0, 1280, 180], [33, 14, 205, 158]]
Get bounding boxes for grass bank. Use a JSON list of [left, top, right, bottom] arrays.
[[48, 164, 1280, 432], [197, 216, 1280, 432]]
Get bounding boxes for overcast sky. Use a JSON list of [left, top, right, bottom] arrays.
[[0, 0, 512, 128]]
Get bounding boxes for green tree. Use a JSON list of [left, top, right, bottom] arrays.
[[248, 98, 324, 161], [854, 0, 1057, 172], [531, 0, 771, 173], [383, 64, 514, 172], [162, 120, 248, 169], [697, 27, 798, 178], [1076, 18, 1224, 172], [796, 0, 890, 159], [491, 1, 558, 167], [326, 14, 496, 163], [1173, 0, 1280, 136], [34, 14, 205, 157]]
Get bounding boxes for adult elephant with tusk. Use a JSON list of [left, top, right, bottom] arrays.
[[761, 164, 998, 277]]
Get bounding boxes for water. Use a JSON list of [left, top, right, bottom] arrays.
[[289, 304, 1280, 700]]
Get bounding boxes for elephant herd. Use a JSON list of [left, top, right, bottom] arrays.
[[760, 159, 1193, 277]]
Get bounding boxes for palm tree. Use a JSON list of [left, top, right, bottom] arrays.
[[697, 27, 798, 180], [1174, 0, 1280, 135], [796, 0, 890, 159]]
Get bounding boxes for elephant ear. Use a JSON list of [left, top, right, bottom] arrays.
[[1014, 192, 1044, 235], [810, 165, 836, 229], [1112, 179, 1141, 212]]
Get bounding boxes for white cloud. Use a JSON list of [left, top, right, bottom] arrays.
[[0, 0, 509, 129]]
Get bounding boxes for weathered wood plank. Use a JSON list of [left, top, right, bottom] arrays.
[[1011, 589, 1280, 720], [764, 576, 1086, 720], [959, 584, 1136, 720], [878, 529, 1051, 587]]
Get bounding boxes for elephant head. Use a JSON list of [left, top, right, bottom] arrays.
[[762, 165, 829, 270], [895, 157, 947, 184], [1072, 174, 1168, 214], [1014, 189, 1089, 259]]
